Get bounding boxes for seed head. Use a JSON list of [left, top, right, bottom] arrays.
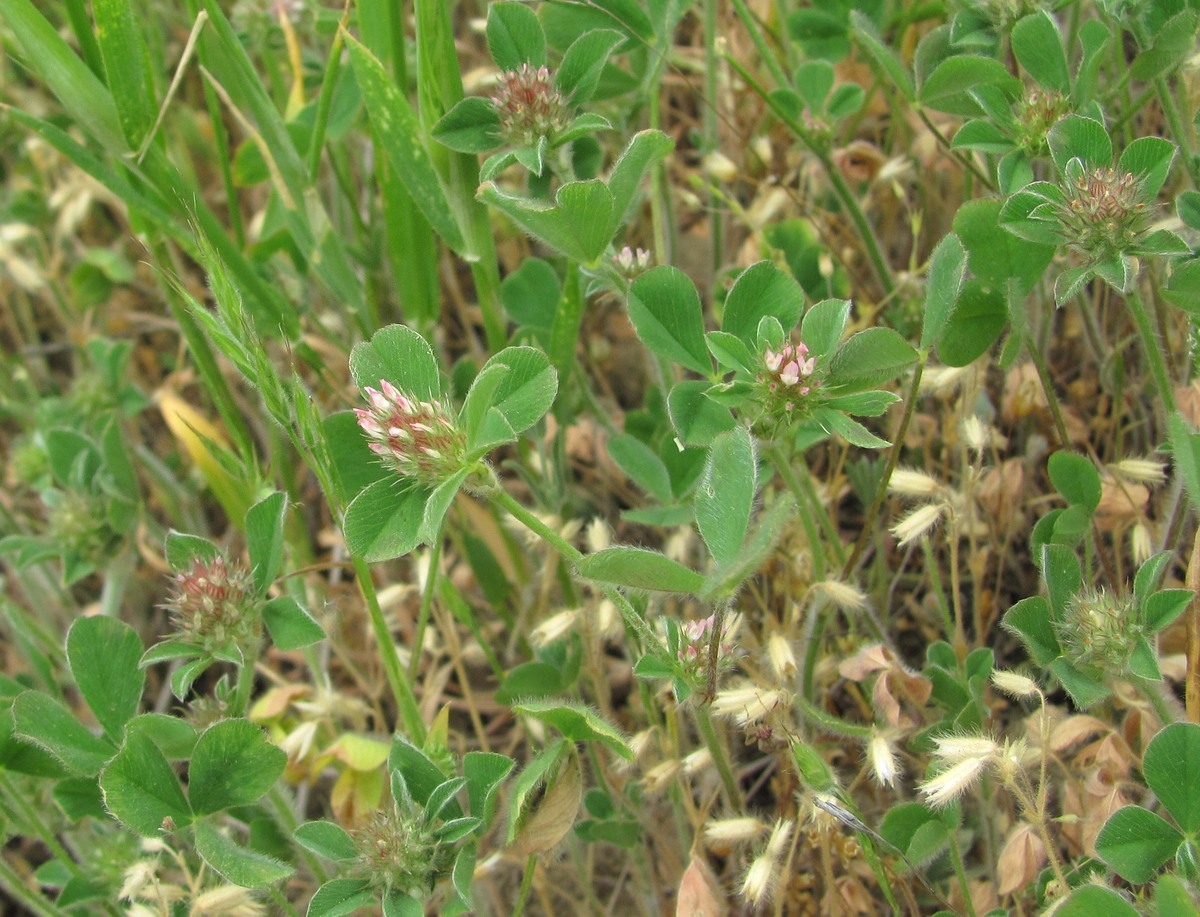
[[888, 467, 942, 497], [1056, 587, 1139, 671], [920, 755, 989, 808], [705, 817, 767, 846], [352, 806, 451, 896], [740, 819, 793, 908], [991, 669, 1041, 699], [1112, 458, 1167, 485], [1058, 164, 1151, 257], [355, 380, 466, 487]]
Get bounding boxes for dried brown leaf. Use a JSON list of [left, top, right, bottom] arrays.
[[1095, 475, 1149, 530], [997, 822, 1045, 896], [676, 856, 725, 917], [1049, 715, 1110, 752], [840, 644, 932, 728]]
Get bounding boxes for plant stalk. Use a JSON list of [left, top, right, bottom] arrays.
[[351, 555, 426, 742]]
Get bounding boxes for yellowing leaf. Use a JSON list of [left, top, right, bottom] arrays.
[[156, 388, 252, 520], [324, 733, 390, 771]]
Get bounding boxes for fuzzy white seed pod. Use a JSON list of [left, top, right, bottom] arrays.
[[888, 467, 943, 497], [890, 503, 945, 547], [530, 608, 579, 646], [711, 686, 787, 726], [867, 732, 901, 787], [920, 756, 989, 808], [930, 735, 1000, 763], [809, 580, 869, 613], [704, 817, 767, 846], [991, 670, 1041, 699], [767, 632, 797, 681], [584, 517, 612, 553], [962, 416, 990, 454], [1113, 458, 1167, 485], [703, 151, 740, 183]]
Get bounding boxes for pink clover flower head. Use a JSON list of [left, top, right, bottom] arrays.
[[764, 341, 816, 387], [677, 613, 736, 666], [613, 245, 653, 278], [760, 339, 818, 408], [492, 63, 568, 146], [355, 381, 466, 487]]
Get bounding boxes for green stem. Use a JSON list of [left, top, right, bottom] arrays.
[[267, 887, 300, 917], [946, 831, 978, 917], [703, 0, 723, 273], [512, 854, 538, 917], [645, 34, 674, 262], [267, 785, 329, 884], [305, 7, 349, 181], [1135, 677, 1182, 726], [1125, 287, 1177, 416], [768, 446, 844, 577], [412, 0, 507, 351], [825, 162, 896, 297], [549, 262, 583, 392], [795, 696, 872, 739], [842, 357, 926, 578], [408, 537, 442, 682], [1154, 76, 1198, 187], [229, 639, 261, 719], [1026, 333, 1071, 448], [694, 706, 743, 808], [0, 774, 85, 885], [351, 555, 426, 742], [728, 0, 789, 89], [916, 109, 994, 191], [921, 538, 957, 643]]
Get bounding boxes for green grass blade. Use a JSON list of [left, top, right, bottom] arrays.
[[1, 0, 125, 152], [93, 0, 158, 149], [344, 33, 467, 254], [63, 0, 104, 78], [197, 0, 366, 327]]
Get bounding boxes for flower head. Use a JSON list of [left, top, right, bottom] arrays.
[[1014, 89, 1070, 155], [613, 245, 652, 279], [355, 380, 466, 487], [675, 612, 738, 680], [352, 804, 453, 896], [1056, 587, 1139, 671], [165, 555, 257, 653], [1059, 163, 1150, 257], [492, 63, 568, 147], [757, 338, 820, 423]]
